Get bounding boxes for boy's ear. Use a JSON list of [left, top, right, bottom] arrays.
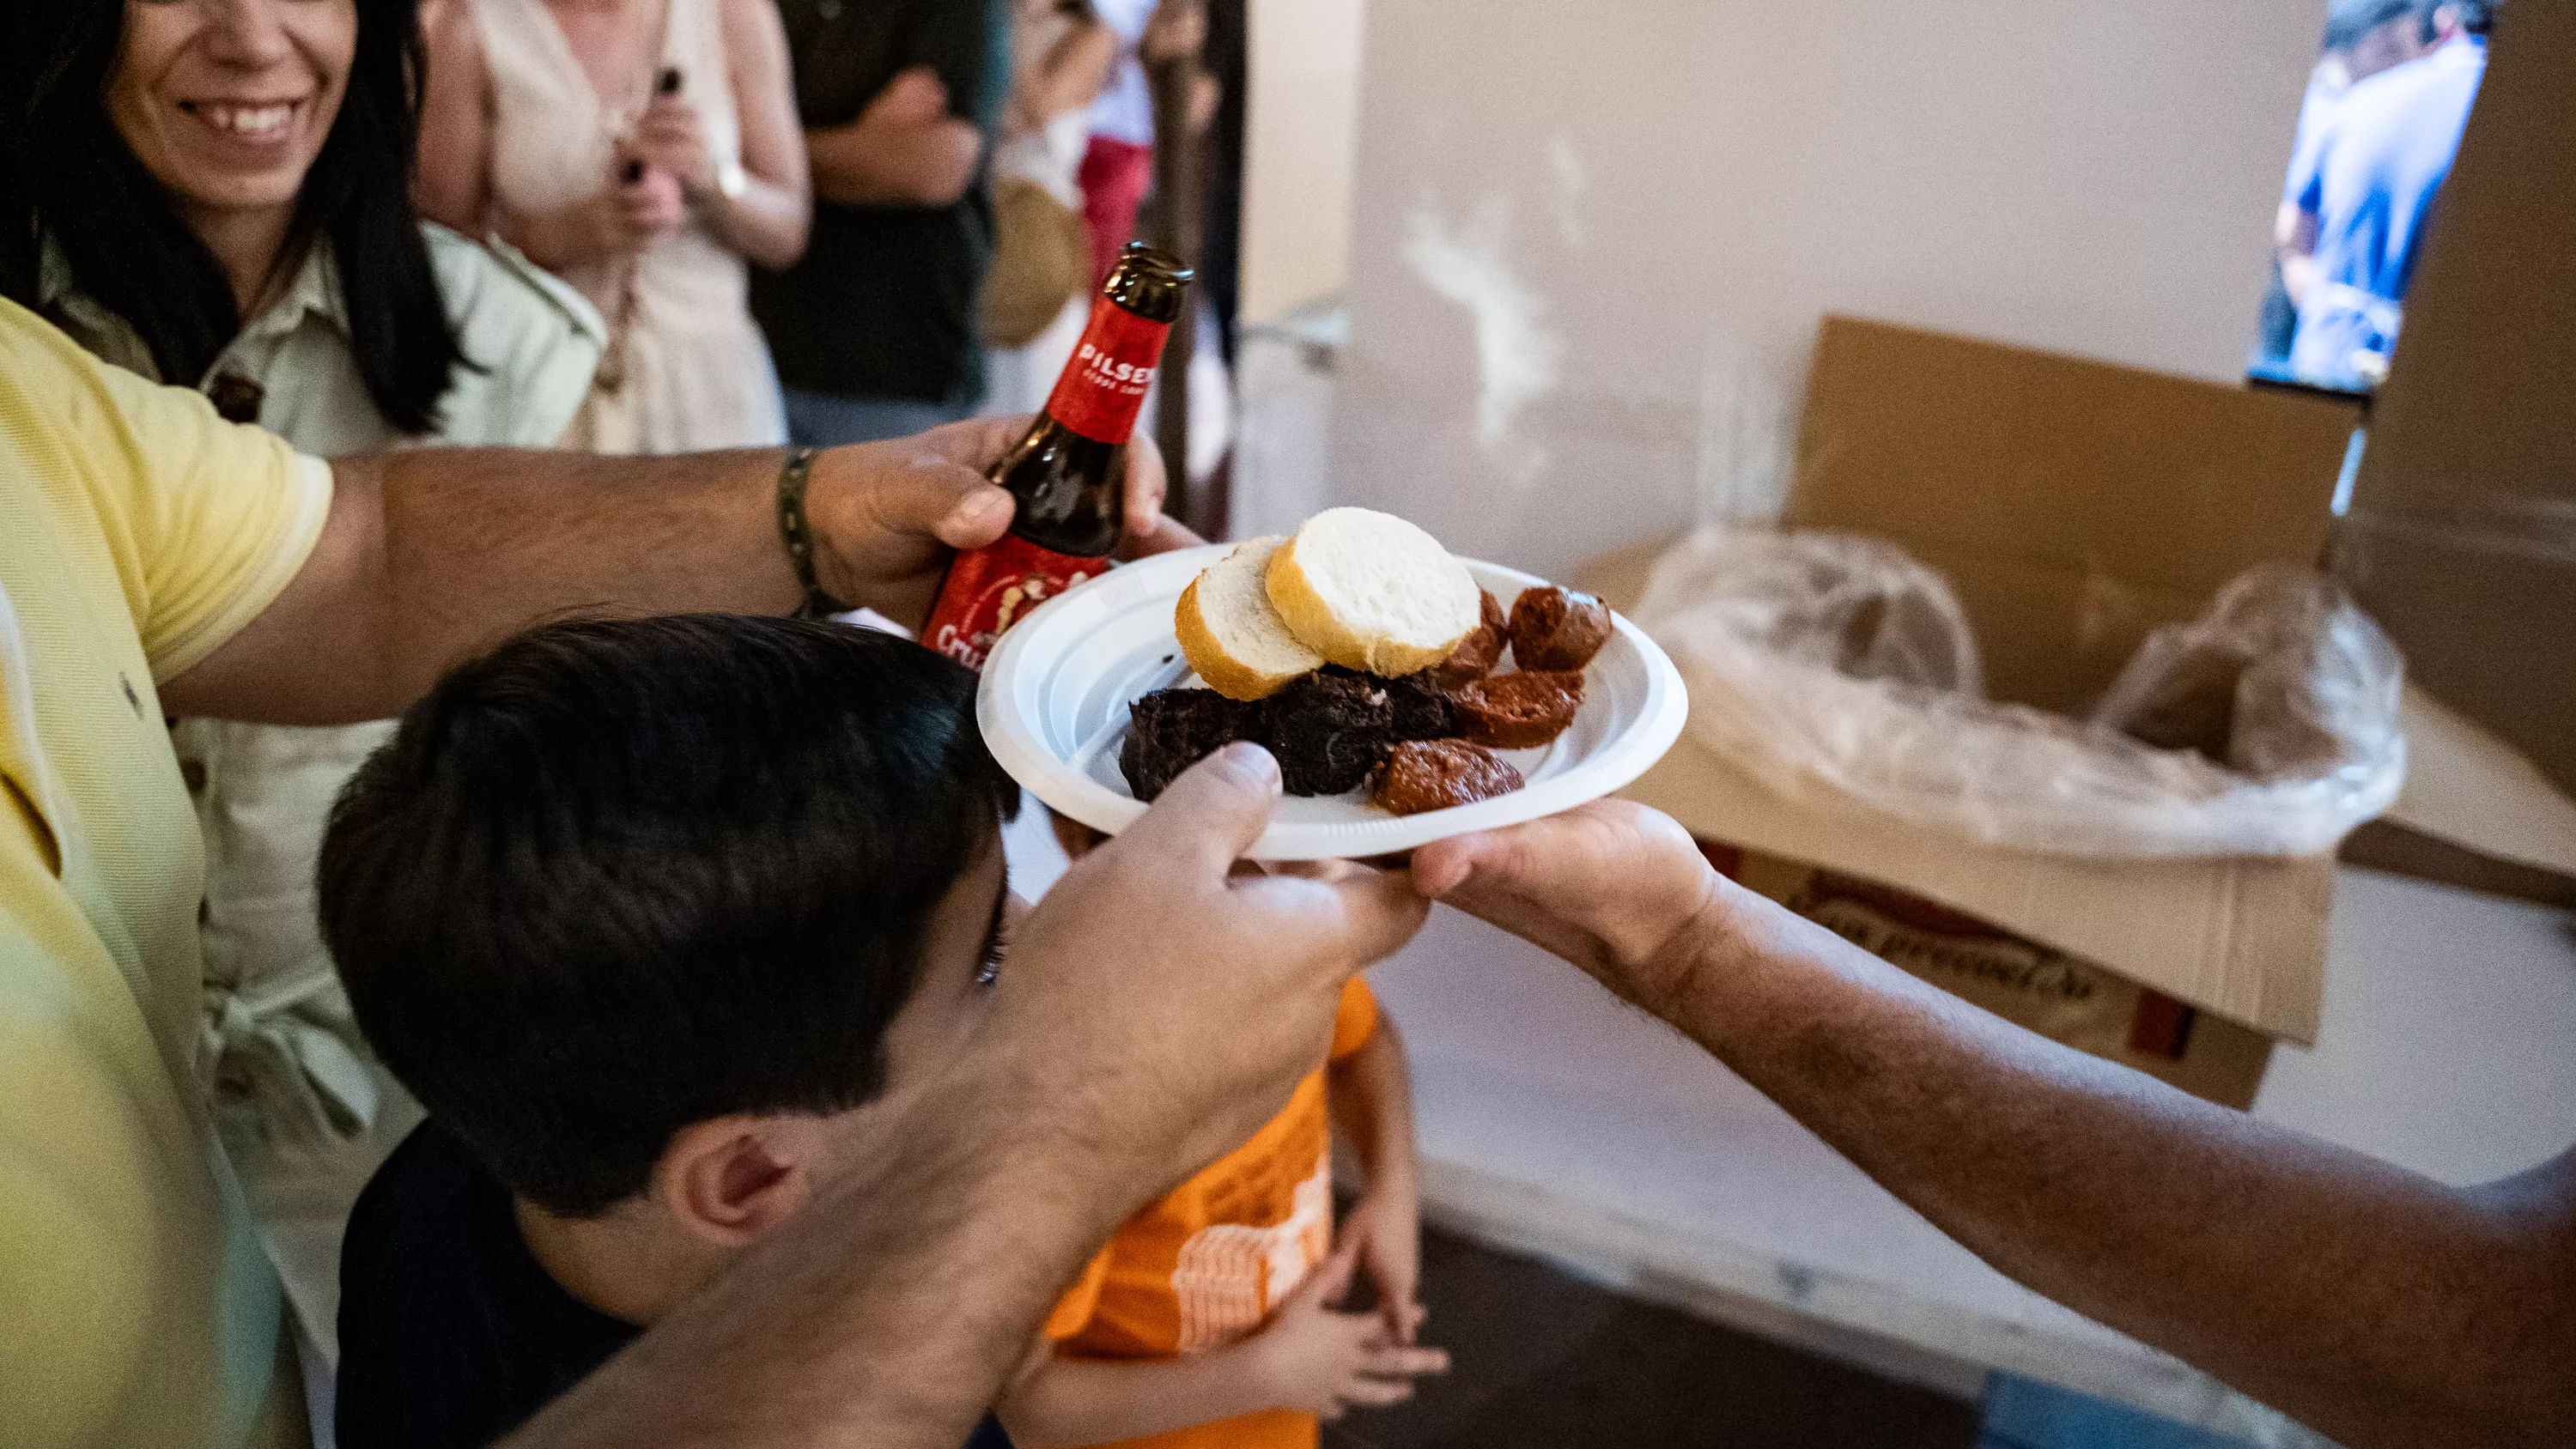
[[652, 1115, 824, 1248]]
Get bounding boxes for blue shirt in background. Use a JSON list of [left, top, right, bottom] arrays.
[[2285, 36, 2486, 388]]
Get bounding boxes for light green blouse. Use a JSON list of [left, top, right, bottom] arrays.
[[41, 223, 603, 1359], [43, 221, 601, 455]]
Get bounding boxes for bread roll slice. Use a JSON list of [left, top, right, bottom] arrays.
[[1176, 537, 1325, 700], [1267, 508, 1481, 676]]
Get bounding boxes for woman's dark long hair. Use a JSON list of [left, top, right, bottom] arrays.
[[8, 0, 464, 433]]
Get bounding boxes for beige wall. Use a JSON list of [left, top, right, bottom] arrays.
[[1322, 0, 2333, 581], [1239, 0, 1368, 322]]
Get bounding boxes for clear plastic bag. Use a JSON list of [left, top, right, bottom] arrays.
[[1631, 526, 2406, 858]]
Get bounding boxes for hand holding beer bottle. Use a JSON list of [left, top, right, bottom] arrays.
[[927, 242, 1195, 670]]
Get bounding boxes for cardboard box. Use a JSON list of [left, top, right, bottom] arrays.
[[1585, 316, 2365, 1084], [1698, 837, 2275, 1110], [2320, 1, 2576, 905], [1784, 317, 2360, 718], [2340, 688, 2576, 911]]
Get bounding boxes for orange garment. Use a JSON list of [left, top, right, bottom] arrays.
[[1040, 978, 1380, 1449]]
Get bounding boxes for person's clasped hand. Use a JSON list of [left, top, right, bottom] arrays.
[[802, 415, 1199, 629], [861, 64, 950, 127], [597, 150, 686, 252], [985, 745, 1431, 1194], [631, 88, 718, 201]]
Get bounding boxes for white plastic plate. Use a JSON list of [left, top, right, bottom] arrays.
[[978, 543, 1690, 860]]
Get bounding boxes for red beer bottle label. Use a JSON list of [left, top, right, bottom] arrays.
[[923, 298, 1173, 670], [1047, 302, 1172, 443], [926, 532, 1108, 671]]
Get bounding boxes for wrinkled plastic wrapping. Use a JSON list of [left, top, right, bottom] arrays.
[[1631, 527, 2407, 858]]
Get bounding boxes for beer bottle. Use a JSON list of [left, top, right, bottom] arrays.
[[926, 243, 1195, 669]]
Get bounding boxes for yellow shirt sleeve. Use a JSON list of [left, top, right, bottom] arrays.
[[3, 300, 332, 682]]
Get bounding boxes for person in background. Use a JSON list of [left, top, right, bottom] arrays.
[[1077, 0, 1157, 286], [982, 0, 1116, 415], [750, 0, 1008, 445], [416, 0, 809, 452], [1195, 0, 1245, 364], [2257, 0, 2415, 366], [2275, 0, 2495, 390], [6, 0, 600, 1374], [998, 977, 1445, 1449], [1075, 0, 1211, 288]]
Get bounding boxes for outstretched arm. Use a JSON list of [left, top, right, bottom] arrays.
[[161, 417, 1191, 724], [1415, 802, 2576, 1449]]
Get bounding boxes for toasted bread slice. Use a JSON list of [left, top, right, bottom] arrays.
[[1176, 537, 1325, 700], [1267, 508, 1480, 676]]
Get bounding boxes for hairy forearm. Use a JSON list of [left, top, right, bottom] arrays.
[[166, 448, 803, 724], [1000, 1343, 1275, 1448], [807, 117, 981, 207], [1327, 1022, 1417, 1191], [1664, 880, 2576, 1447], [509, 1087, 1140, 1449]]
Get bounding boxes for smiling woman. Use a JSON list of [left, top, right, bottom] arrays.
[[1, 0, 605, 1389], [21, 0, 473, 431], [104, 0, 361, 312]]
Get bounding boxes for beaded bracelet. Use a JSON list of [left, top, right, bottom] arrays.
[[774, 447, 853, 620]]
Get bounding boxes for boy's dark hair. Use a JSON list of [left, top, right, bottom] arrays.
[[320, 616, 1018, 1216]]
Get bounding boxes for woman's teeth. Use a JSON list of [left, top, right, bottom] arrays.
[[197, 103, 295, 136]]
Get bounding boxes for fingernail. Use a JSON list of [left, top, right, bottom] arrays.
[[1218, 741, 1281, 792], [961, 488, 1011, 530]]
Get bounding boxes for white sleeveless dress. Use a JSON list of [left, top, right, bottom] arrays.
[[475, 0, 787, 453]]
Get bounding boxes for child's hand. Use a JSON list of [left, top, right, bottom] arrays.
[[1337, 1182, 1424, 1343], [1249, 1242, 1448, 1420]]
